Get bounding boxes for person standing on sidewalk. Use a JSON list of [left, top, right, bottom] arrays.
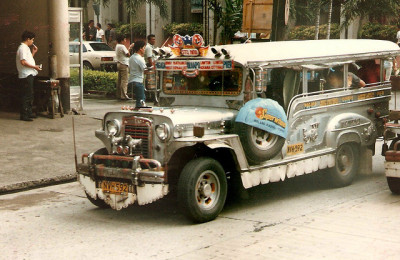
[[96, 23, 105, 42], [128, 41, 147, 108], [107, 24, 117, 49], [16, 30, 42, 121], [115, 34, 132, 100]]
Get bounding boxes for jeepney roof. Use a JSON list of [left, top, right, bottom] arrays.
[[205, 39, 400, 68]]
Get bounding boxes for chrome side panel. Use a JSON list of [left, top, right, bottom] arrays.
[[286, 85, 390, 154]]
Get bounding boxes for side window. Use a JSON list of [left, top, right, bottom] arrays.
[[306, 71, 326, 93], [83, 45, 87, 53]]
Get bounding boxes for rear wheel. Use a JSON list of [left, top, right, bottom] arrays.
[[178, 157, 227, 223], [237, 123, 285, 164], [387, 177, 400, 194], [83, 61, 93, 70], [329, 143, 358, 187]]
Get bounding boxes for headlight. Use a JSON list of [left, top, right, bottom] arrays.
[[106, 119, 121, 136], [155, 123, 171, 141]]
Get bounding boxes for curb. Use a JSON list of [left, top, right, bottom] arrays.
[[0, 173, 77, 195]]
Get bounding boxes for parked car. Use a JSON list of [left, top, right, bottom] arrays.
[[69, 41, 116, 71]]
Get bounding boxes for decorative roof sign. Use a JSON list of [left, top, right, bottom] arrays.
[[170, 34, 209, 57], [155, 34, 234, 77], [155, 59, 234, 71]]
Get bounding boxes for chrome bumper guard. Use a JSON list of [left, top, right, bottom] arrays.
[[77, 153, 165, 184]]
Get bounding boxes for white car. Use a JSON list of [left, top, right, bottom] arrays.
[[69, 41, 117, 71]]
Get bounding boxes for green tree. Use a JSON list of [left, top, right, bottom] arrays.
[[209, 0, 243, 44], [339, 0, 400, 29]]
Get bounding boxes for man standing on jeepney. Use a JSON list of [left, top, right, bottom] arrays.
[[128, 41, 147, 108]]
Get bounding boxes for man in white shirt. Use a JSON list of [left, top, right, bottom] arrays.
[[144, 34, 156, 67], [96, 23, 105, 42], [16, 30, 42, 121], [115, 34, 132, 100], [128, 41, 147, 108]]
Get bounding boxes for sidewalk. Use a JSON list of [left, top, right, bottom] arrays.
[[0, 98, 136, 194]]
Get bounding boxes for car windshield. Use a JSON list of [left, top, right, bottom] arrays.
[[161, 68, 242, 96], [89, 43, 114, 51]]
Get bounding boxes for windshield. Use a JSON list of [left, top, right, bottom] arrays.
[[89, 43, 114, 51], [161, 68, 242, 96]]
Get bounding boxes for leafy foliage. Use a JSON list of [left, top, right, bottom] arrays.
[[100, 0, 168, 19], [70, 68, 117, 95], [288, 23, 340, 40], [125, 0, 168, 19], [359, 23, 398, 41], [209, 0, 243, 44], [116, 23, 146, 39], [339, 0, 400, 28], [163, 23, 203, 37]]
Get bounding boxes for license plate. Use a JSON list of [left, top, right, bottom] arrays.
[[101, 181, 129, 194]]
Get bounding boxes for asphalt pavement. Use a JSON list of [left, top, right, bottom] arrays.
[[0, 97, 136, 194]]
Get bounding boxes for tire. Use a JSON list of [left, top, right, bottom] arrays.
[[329, 143, 359, 187], [85, 191, 110, 209], [93, 148, 108, 164], [236, 122, 285, 165], [178, 157, 227, 223], [389, 137, 400, 150], [387, 177, 400, 194], [83, 61, 94, 70], [84, 148, 110, 208]]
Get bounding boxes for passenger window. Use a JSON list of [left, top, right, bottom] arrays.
[[357, 60, 380, 84]]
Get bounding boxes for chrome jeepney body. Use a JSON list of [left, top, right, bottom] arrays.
[[77, 38, 400, 222]]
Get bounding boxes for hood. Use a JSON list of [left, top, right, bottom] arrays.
[[139, 106, 238, 126]]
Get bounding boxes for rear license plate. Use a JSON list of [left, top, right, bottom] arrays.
[[101, 181, 129, 194]]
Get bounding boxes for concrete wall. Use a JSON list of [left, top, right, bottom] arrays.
[[0, 0, 50, 76]]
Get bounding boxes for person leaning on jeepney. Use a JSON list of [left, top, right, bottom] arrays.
[[144, 34, 156, 67], [128, 40, 147, 108], [326, 67, 366, 89]]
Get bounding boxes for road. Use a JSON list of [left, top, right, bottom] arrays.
[[1, 148, 400, 259]]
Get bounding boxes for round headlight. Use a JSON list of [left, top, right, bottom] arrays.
[[106, 119, 121, 136], [155, 123, 171, 141]]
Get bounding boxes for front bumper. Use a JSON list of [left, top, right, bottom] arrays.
[[77, 153, 168, 210]]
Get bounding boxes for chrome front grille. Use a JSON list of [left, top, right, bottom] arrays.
[[123, 116, 153, 158]]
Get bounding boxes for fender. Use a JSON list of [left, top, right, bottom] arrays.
[[325, 112, 376, 148], [204, 136, 249, 170], [235, 98, 288, 138]]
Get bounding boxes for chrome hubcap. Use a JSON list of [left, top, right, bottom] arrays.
[[195, 170, 220, 210]]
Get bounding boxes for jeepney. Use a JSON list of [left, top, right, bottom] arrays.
[[77, 35, 400, 222]]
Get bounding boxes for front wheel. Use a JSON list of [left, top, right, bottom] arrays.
[[178, 157, 227, 223], [84, 148, 110, 208], [85, 191, 110, 208], [329, 143, 359, 187], [387, 177, 400, 194]]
